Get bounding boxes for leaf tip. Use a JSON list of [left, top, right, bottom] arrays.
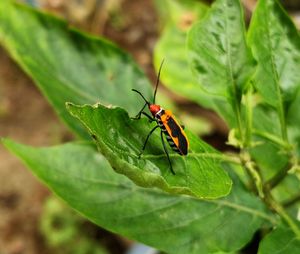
[[65, 102, 82, 116]]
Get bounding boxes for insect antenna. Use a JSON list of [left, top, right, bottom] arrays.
[[132, 89, 150, 106], [153, 59, 165, 104]]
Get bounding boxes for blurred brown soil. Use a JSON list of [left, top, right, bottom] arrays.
[[0, 46, 72, 254], [0, 48, 53, 253], [0, 0, 159, 253]]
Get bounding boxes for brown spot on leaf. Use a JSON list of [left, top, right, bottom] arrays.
[[178, 12, 196, 31]]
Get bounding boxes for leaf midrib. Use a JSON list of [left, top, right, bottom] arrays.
[[210, 199, 275, 223], [264, 1, 287, 141], [224, 2, 236, 95], [102, 138, 224, 160], [136, 205, 223, 235], [50, 165, 274, 222]]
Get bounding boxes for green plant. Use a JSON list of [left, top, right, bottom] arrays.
[[1, 0, 300, 253], [40, 195, 108, 254]]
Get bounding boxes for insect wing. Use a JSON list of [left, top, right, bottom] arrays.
[[164, 115, 189, 155]]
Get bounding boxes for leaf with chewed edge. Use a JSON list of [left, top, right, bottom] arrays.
[[67, 102, 232, 199]]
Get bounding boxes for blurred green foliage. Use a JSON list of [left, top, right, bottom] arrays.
[[40, 195, 108, 254]]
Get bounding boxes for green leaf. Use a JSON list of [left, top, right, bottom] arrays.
[[0, 0, 152, 138], [248, 0, 300, 107], [250, 105, 288, 179], [252, 105, 282, 136], [155, 24, 213, 108], [66, 103, 232, 199], [187, 0, 255, 101], [272, 174, 300, 205], [154, 0, 236, 126], [258, 223, 300, 254], [153, 0, 208, 102], [250, 142, 288, 181], [287, 89, 300, 127], [249, 104, 291, 181], [2, 139, 274, 254], [287, 89, 300, 148]]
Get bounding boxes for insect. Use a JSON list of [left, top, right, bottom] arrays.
[[132, 60, 189, 175]]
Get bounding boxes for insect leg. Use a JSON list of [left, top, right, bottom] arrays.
[[160, 131, 175, 175], [138, 125, 160, 158], [132, 102, 147, 119], [135, 111, 155, 122], [131, 104, 155, 122], [141, 112, 155, 122]]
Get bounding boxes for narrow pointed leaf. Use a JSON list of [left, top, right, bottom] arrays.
[[258, 223, 300, 254], [67, 103, 232, 199], [2, 139, 274, 254], [248, 0, 300, 107], [187, 0, 255, 100], [0, 0, 152, 138]]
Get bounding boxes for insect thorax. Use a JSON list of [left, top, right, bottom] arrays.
[[155, 108, 166, 129], [155, 108, 165, 119]]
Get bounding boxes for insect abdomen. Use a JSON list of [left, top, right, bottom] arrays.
[[155, 116, 187, 155], [165, 133, 181, 154]]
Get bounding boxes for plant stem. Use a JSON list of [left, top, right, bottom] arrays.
[[233, 97, 244, 147], [242, 151, 300, 238], [240, 152, 264, 198], [266, 193, 300, 239], [252, 129, 292, 150], [265, 163, 291, 189], [282, 192, 300, 208], [265, 149, 299, 190], [244, 85, 253, 148]]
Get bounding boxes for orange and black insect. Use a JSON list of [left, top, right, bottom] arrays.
[[132, 61, 189, 175]]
